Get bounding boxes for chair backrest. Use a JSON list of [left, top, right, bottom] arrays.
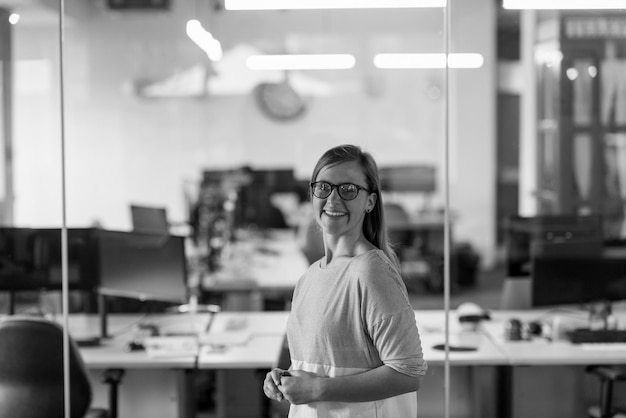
[[0, 317, 92, 418], [384, 203, 412, 248]]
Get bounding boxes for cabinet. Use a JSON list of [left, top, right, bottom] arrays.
[[534, 12, 626, 239]]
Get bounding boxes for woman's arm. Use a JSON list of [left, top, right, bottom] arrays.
[[279, 365, 423, 405]]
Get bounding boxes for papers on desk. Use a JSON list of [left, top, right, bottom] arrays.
[[144, 336, 199, 358], [198, 331, 253, 356], [199, 331, 251, 347]]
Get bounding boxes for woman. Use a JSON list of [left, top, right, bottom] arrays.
[[263, 144, 427, 417]]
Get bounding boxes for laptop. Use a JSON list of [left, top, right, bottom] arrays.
[[130, 205, 169, 235]]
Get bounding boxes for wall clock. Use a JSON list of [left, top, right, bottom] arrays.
[[255, 80, 307, 122]]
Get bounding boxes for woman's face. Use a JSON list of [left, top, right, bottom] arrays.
[[312, 161, 376, 239]]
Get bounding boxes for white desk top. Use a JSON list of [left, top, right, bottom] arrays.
[[66, 308, 626, 371], [66, 312, 289, 370], [483, 309, 626, 365], [415, 310, 509, 366], [66, 313, 205, 369], [198, 311, 289, 369]]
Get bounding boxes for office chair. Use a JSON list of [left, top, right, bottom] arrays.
[[0, 316, 109, 418], [587, 365, 626, 418], [384, 202, 412, 248]]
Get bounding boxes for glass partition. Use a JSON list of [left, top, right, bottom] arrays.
[[2, 0, 532, 417]]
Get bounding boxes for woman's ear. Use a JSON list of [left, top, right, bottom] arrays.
[[366, 193, 377, 213]]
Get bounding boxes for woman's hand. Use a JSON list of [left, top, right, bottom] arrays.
[[263, 368, 288, 402], [279, 370, 324, 405]]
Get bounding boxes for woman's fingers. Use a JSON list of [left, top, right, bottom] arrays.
[[264, 369, 286, 401]]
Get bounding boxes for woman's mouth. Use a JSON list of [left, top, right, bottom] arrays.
[[323, 210, 347, 218]]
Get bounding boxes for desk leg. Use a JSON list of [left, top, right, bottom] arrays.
[[89, 369, 190, 418], [497, 365, 513, 418], [215, 369, 266, 418], [102, 369, 125, 418], [178, 369, 197, 418], [470, 366, 498, 418]]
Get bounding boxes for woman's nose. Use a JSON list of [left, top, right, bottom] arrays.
[[327, 187, 342, 201]]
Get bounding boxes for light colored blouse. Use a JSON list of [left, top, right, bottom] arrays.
[[286, 249, 427, 418]]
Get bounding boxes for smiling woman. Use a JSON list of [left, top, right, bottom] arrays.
[[263, 144, 427, 417]]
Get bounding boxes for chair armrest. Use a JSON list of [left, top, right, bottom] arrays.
[[587, 365, 626, 381]]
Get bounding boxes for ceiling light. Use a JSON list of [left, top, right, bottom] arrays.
[[8, 13, 20, 25], [503, 0, 626, 9], [374, 53, 484, 69], [246, 54, 356, 70], [225, 0, 445, 10]]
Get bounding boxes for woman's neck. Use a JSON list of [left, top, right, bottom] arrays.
[[322, 234, 375, 266]]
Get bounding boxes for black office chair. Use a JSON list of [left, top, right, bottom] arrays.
[[587, 365, 626, 418], [0, 316, 109, 418]]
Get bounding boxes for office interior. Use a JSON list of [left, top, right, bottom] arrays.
[[1, 0, 626, 417]]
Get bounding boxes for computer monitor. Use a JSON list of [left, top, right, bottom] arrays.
[[379, 165, 436, 193], [504, 214, 603, 277], [508, 214, 626, 309], [0, 227, 99, 292], [130, 204, 169, 235], [531, 245, 626, 308], [96, 229, 189, 338], [96, 229, 188, 303]]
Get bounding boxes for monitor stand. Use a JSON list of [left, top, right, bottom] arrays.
[[98, 293, 112, 340]]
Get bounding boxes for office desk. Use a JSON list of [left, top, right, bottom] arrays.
[[66, 314, 201, 418], [413, 310, 509, 418], [198, 311, 289, 418], [481, 309, 626, 418], [66, 312, 290, 418], [416, 310, 508, 366], [481, 309, 626, 365], [66, 309, 626, 418], [198, 311, 288, 369]]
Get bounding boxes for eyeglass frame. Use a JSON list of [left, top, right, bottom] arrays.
[[309, 181, 372, 201]]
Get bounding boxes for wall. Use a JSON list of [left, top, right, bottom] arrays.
[[11, 0, 496, 265]]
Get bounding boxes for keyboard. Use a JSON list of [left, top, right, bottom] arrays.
[[567, 328, 626, 344]]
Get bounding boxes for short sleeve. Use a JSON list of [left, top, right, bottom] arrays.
[[357, 251, 428, 377]]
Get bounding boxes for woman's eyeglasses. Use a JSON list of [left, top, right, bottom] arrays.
[[310, 181, 370, 201]]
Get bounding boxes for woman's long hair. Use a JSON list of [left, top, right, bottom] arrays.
[[310, 144, 400, 270]]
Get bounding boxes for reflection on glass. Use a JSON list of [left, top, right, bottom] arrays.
[[572, 59, 593, 126], [601, 40, 626, 130], [572, 133, 592, 214], [604, 134, 626, 238]]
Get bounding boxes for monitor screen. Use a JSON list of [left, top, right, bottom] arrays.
[[504, 214, 603, 277], [96, 230, 188, 303], [130, 205, 169, 235], [531, 248, 626, 307], [0, 228, 98, 291], [379, 165, 436, 193]]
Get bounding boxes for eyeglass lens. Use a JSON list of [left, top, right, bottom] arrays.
[[312, 182, 360, 200]]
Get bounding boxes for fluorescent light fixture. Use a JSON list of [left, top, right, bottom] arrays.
[[226, 0, 446, 10], [246, 54, 356, 70], [374, 53, 484, 69], [186, 19, 223, 62], [503, 0, 626, 9]]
